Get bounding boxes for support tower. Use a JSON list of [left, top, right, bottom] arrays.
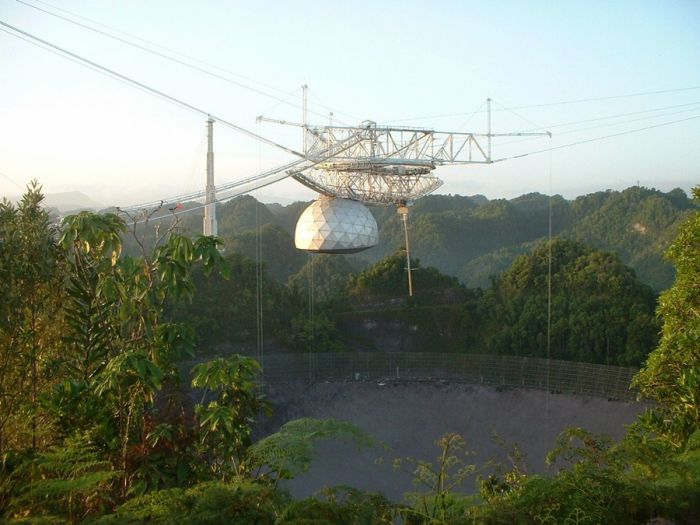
[[203, 117, 217, 236]]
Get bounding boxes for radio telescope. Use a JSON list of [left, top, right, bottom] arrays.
[[256, 93, 548, 258], [120, 91, 548, 293]]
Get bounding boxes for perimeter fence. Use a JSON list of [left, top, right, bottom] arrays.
[[259, 352, 639, 401]]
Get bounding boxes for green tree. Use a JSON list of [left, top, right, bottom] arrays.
[[167, 251, 295, 350], [246, 418, 374, 483], [217, 195, 277, 236], [278, 488, 395, 525], [634, 186, 700, 445], [226, 223, 307, 282], [479, 239, 658, 365], [0, 181, 63, 453], [476, 426, 700, 524], [393, 433, 478, 524], [569, 186, 695, 291], [191, 355, 271, 480], [474, 193, 700, 524], [288, 253, 361, 303], [46, 211, 224, 498], [287, 311, 345, 353], [345, 250, 467, 306], [7, 434, 118, 524], [94, 480, 282, 525]]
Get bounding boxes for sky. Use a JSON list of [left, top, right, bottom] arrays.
[[1, 0, 699, 207]]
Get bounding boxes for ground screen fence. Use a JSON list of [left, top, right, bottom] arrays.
[[258, 352, 639, 401]]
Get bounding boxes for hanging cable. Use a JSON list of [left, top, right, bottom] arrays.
[[116, 126, 370, 223], [398, 204, 414, 296], [255, 191, 263, 367], [388, 85, 700, 122], [307, 91, 357, 125], [18, 0, 700, 127], [14, 0, 342, 122], [0, 20, 371, 215], [496, 104, 700, 148], [258, 210, 264, 375], [0, 26, 185, 106], [456, 99, 487, 131], [310, 254, 315, 354], [491, 115, 700, 163], [254, 125, 264, 376], [24, 0, 297, 101], [307, 253, 316, 383], [491, 98, 545, 131], [546, 136, 553, 422], [113, 111, 700, 227], [117, 119, 370, 220], [507, 101, 700, 134], [0, 170, 25, 191], [0, 20, 306, 159]]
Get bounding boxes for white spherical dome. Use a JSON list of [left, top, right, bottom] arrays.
[[295, 197, 379, 253]]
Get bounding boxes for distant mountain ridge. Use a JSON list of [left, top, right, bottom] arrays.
[[42, 191, 104, 213], [124, 186, 697, 292]]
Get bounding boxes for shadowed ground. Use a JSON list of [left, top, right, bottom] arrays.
[[258, 381, 645, 501]]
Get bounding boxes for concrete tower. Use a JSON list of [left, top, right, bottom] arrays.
[[203, 117, 217, 236]]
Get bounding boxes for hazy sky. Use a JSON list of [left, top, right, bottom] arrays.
[[1, 0, 699, 206]]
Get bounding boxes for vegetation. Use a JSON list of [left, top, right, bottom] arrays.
[[0, 181, 63, 453], [288, 253, 362, 303], [479, 238, 659, 365], [116, 185, 693, 363], [227, 223, 307, 283], [0, 183, 370, 522], [2, 182, 699, 523], [166, 251, 296, 349], [197, 187, 693, 292], [633, 186, 700, 445], [343, 250, 469, 306], [473, 426, 700, 524], [120, 186, 695, 293], [163, 234, 660, 365]]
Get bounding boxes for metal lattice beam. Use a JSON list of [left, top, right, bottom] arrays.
[[256, 114, 549, 206]]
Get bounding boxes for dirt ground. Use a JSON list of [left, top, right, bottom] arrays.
[[258, 380, 645, 501]]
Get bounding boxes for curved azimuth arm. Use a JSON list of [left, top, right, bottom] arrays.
[[119, 116, 551, 214], [255, 117, 549, 205], [118, 125, 372, 213]]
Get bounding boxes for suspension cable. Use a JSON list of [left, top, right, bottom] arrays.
[[0, 20, 305, 158], [546, 136, 553, 421], [254, 128, 265, 375], [14, 0, 341, 122], [389, 85, 700, 122], [491, 115, 700, 163]]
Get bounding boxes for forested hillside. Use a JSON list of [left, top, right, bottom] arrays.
[[478, 239, 658, 365], [2, 182, 699, 524], [379, 187, 694, 291], [166, 240, 658, 366], [92, 185, 693, 365], [183, 186, 694, 292]]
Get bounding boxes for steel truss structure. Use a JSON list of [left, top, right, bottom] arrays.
[[261, 104, 548, 205]]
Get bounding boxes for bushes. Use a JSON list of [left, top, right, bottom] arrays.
[[95, 481, 281, 525]]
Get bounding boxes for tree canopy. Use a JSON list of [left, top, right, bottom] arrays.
[[634, 186, 700, 444], [479, 238, 659, 365]]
